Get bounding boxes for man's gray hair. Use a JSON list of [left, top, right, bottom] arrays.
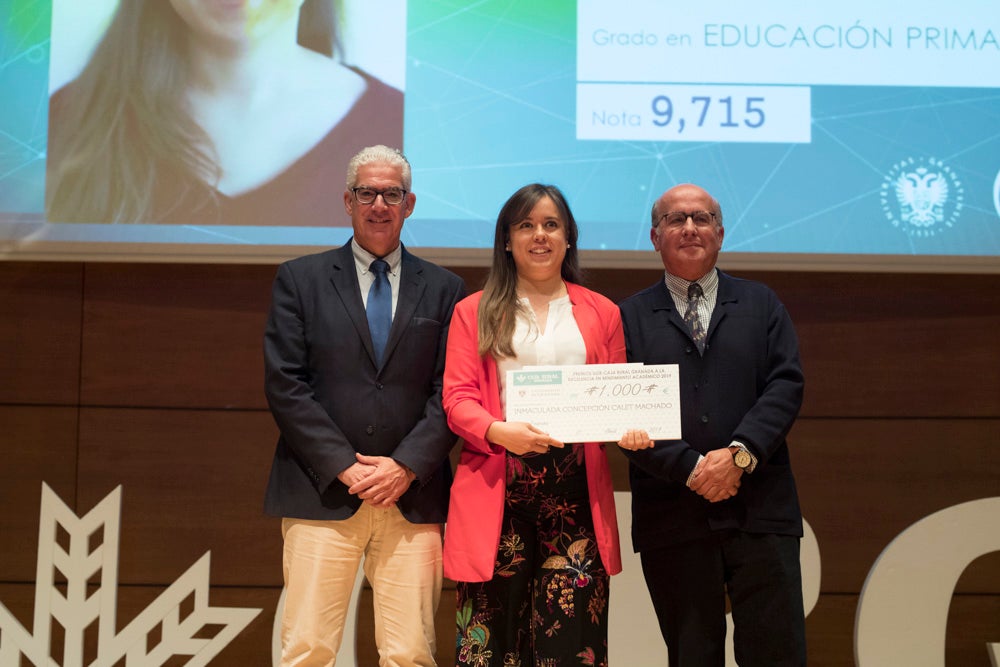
[[346, 145, 412, 190]]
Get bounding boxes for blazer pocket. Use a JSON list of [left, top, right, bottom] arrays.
[[410, 316, 443, 328], [397, 317, 443, 357]]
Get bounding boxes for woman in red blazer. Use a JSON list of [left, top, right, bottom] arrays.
[[442, 183, 652, 666]]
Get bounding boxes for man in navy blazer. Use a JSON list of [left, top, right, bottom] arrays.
[[618, 183, 806, 666], [263, 145, 466, 666]]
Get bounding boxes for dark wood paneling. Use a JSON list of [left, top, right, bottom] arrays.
[[784, 272, 1000, 419], [0, 261, 82, 405], [0, 406, 78, 580], [3, 261, 999, 666], [76, 407, 282, 586], [606, 444, 632, 491], [792, 417, 1000, 593], [946, 589, 1000, 666], [607, 416, 1000, 594], [804, 593, 1000, 667], [450, 265, 489, 294], [585, 268, 1000, 418], [798, 594, 1000, 667], [80, 263, 275, 409], [803, 594, 856, 667], [1, 584, 994, 667], [71, 263, 1000, 418]]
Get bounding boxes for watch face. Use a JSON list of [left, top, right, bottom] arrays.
[[734, 449, 752, 469]]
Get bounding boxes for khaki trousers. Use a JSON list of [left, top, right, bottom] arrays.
[[280, 505, 443, 666]]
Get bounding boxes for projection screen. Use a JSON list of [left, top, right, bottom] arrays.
[[1, 0, 998, 271]]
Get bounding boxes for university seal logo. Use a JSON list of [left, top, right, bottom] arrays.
[[880, 157, 964, 238]]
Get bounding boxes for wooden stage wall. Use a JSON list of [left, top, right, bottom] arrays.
[[1, 260, 998, 665]]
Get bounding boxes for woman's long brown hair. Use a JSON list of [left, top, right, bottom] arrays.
[[477, 183, 582, 358]]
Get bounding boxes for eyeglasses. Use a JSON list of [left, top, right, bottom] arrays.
[[658, 210, 717, 228], [351, 187, 408, 206]]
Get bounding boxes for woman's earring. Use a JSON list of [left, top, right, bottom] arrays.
[[567, 243, 572, 248]]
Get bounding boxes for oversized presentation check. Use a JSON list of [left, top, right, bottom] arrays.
[[505, 363, 680, 443]]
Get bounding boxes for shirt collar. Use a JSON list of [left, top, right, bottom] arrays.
[[352, 239, 402, 276], [663, 268, 719, 301]]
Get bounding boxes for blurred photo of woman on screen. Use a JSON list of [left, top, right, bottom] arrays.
[[46, 0, 402, 226]]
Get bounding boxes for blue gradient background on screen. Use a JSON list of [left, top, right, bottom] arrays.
[[0, 0, 48, 216], [404, 1, 1000, 256], [1, 0, 998, 258]]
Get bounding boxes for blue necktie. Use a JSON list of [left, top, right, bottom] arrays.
[[684, 282, 706, 353], [367, 259, 391, 365]]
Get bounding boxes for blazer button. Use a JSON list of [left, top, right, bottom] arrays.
[[366, 425, 375, 435], [700, 414, 709, 424], [685, 346, 694, 354], [376, 382, 384, 390]]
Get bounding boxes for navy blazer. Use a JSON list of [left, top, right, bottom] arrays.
[[618, 270, 804, 551], [263, 242, 466, 523]]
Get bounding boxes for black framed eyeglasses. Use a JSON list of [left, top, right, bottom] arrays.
[[659, 210, 716, 228], [351, 187, 408, 206]]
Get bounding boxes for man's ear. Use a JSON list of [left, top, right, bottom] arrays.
[[343, 190, 354, 216]]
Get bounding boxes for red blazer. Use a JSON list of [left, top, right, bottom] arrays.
[[442, 282, 624, 582]]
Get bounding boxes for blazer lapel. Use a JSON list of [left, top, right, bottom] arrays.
[[383, 248, 425, 366], [651, 280, 691, 341], [328, 243, 380, 366], [706, 271, 737, 342]]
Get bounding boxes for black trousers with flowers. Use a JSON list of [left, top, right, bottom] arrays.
[[455, 445, 610, 667]]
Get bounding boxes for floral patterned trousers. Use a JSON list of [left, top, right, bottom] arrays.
[[456, 445, 609, 667]]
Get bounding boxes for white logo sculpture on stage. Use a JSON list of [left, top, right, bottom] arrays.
[[0, 483, 260, 666]]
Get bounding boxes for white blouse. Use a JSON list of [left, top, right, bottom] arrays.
[[497, 294, 587, 414]]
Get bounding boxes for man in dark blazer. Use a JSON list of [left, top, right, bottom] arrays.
[[618, 183, 806, 666], [263, 145, 466, 666]]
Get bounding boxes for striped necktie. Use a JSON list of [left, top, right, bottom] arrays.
[[684, 282, 706, 353]]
